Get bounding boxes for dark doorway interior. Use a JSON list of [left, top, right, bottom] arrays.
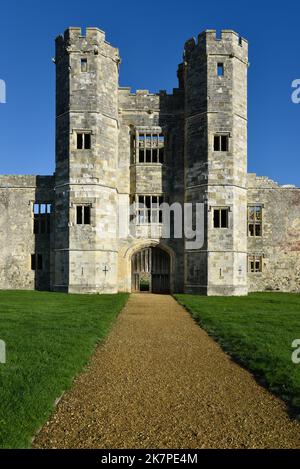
[[131, 247, 170, 293]]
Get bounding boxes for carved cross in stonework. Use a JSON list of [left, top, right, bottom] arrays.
[[103, 266, 109, 277]]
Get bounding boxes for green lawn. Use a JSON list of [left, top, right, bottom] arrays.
[[0, 291, 128, 449], [175, 293, 300, 417]]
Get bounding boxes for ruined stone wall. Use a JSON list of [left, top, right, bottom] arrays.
[[0, 175, 54, 290], [247, 174, 300, 292]]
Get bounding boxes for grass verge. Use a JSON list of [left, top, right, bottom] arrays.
[[0, 291, 128, 448], [175, 292, 300, 417]]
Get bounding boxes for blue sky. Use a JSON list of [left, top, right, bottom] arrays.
[[0, 0, 299, 185]]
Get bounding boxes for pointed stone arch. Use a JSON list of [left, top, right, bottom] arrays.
[[118, 240, 176, 293]]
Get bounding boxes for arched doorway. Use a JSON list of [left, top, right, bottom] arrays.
[[131, 247, 170, 293]]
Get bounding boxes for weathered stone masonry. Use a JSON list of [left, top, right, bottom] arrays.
[[0, 27, 299, 295], [247, 175, 300, 292]]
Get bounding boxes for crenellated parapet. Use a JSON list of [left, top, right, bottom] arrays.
[[184, 29, 248, 64], [247, 173, 300, 190], [55, 27, 120, 64], [118, 87, 184, 115]]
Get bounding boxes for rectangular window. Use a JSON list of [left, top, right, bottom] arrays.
[[139, 149, 145, 163], [81, 58, 88, 72], [76, 205, 91, 225], [135, 132, 165, 163], [77, 132, 91, 150], [214, 135, 220, 152], [248, 205, 262, 237], [213, 208, 229, 228], [77, 133, 83, 150], [84, 205, 91, 225], [84, 133, 91, 149], [248, 255, 262, 273], [136, 195, 164, 224], [33, 203, 52, 234], [31, 254, 43, 271], [221, 135, 228, 151], [214, 135, 229, 152], [217, 63, 224, 76], [76, 206, 83, 225]]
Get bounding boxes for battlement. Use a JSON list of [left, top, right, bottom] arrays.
[[55, 27, 119, 61], [118, 87, 182, 98], [184, 29, 248, 62], [119, 87, 160, 97], [247, 174, 300, 190], [64, 27, 106, 44]]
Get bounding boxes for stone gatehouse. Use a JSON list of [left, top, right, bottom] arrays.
[[0, 27, 299, 295]]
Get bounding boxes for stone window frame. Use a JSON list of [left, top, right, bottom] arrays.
[[217, 62, 224, 77], [212, 206, 230, 229], [132, 126, 165, 165], [33, 202, 53, 235], [75, 204, 92, 225], [131, 194, 164, 225], [248, 204, 263, 237], [80, 57, 88, 72], [74, 129, 93, 150], [213, 133, 230, 152], [248, 254, 263, 274]]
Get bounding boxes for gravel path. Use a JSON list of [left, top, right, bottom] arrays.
[[34, 294, 300, 449]]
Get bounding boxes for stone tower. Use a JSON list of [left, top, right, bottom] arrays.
[[53, 27, 120, 293], [184, 30, 249, 295]]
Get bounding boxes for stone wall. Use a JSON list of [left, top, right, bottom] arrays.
[[0, 175, 54, 290], [247, 174, 300, 292]]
